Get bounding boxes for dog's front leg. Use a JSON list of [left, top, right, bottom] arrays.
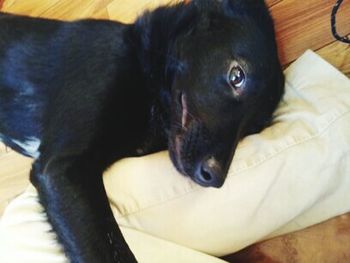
[[30, 154, 137, 263]]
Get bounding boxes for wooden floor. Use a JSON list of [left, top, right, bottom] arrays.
[[0, 0, 349, 216]]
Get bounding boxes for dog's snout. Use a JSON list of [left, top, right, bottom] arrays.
[[195, 156, 225, 188]]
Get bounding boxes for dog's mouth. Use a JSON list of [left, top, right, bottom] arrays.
[[179, 92, 189, 129], [173, 135, 184, 173], [172, 91, 189, 174]]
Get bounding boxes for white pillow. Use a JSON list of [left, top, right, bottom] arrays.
[[1, 50, 350, 262]]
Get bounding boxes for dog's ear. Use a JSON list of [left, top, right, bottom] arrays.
[[132, 1, 198, 82], [221, 0, 274, 34], [188, 0, 266, 12], [191, 0, 221, 10], [134, 2, 198, 49], [221, 0, 268, 16]]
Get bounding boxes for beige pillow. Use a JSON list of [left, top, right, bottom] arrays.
[[1, 50, 350, 262]]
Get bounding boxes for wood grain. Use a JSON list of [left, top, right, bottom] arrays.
[[265, 0, 283, 7], [270, 0, 350, 66], [317, 35, 350, 77]]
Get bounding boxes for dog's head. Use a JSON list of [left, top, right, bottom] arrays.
[[164, 0, 285, 188], [136, 0, 284, 188]]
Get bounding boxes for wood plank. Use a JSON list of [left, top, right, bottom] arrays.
[[36, 0, 112, 20], [1, 0, 62, 17], [271, 0, 350, 65], [265, 0, 283, 7], [107, 0, 173, 23], [1, 0, 112, 19], [316, 37, 350, 77]]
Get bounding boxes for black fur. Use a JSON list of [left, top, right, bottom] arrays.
[[0, 0, 284, 262]]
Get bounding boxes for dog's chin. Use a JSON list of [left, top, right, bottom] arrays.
[[168, 148, 200, 186], [169, 134, 209, 187], [168, 135, 187, 176], [168, 133, 195, 178], [169, 147, 217, 188]]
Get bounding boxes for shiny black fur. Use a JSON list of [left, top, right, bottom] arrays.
[[0, 0, 284, 262]]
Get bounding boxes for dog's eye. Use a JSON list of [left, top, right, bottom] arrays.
[[227, 64, 245, 90]]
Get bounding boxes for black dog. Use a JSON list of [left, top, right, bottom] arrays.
[[0, 0, 284, 262]]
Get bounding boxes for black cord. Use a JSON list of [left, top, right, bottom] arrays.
[[331, 0, 350, 44]]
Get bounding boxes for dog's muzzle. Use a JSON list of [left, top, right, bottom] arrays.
[[172, 91, 230, 188]]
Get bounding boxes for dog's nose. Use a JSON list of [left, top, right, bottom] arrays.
[[194, 156, 225, 188]]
